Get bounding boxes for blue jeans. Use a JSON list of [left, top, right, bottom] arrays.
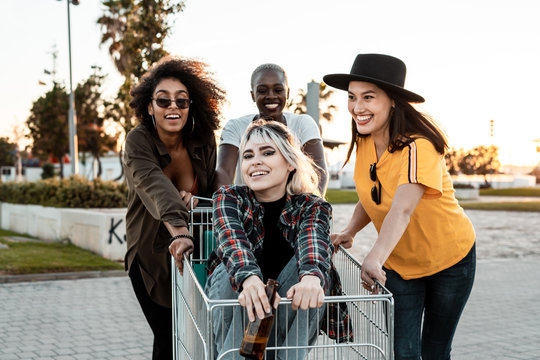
[[384, 243, 476, 360], [205, 257, 327, 360]]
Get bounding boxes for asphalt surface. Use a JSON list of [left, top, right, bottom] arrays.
[[1, 202, 539, 359]]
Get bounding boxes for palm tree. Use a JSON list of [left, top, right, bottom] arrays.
[[97, 0, 185, 179], [97, 0, 185, 133], [287, 81, 338, 136]]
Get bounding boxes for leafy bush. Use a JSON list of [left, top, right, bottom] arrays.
[[41, 162, 55, 179], [453, 183, 475, 189], [0, 176, 127, 208]]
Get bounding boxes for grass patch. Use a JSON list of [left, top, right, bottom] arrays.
[[0, 229, 123, 275], [325, 189, 358, 204], [480, 187, 540, 197], [461, 201, 540, 212]]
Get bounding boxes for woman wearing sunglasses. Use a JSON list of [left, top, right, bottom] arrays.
[[123, 56, 225, 359], [325, 54, 476, 360]]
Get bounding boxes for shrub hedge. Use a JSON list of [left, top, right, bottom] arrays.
[[0, 176, 128, 208]]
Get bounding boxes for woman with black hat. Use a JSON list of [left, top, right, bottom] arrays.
[[325, 54, 476, 360]]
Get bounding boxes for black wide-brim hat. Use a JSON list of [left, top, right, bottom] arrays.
[[323, 53, 425, 103]]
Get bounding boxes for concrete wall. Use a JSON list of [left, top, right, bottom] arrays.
[[1, 202, 126, 261], [451, 174, 536, 188]]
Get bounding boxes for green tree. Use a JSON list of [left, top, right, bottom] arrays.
[[97, 0, 186, 134], [75, 69, 118, 178], [287, 81, 338, 136], [458, 145, 500, 186], [444, 148, 463, 175], [26, 84, 69, 178], [0, 137, 17, 167]]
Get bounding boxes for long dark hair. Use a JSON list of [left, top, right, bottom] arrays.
[[129, 56, 226, 144], [343, 90, 448, 165]]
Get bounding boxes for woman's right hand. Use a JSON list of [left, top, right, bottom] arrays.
[[168, 236, 194, 276], [238, 275, 280, 322], [361, 251, 387, 291]]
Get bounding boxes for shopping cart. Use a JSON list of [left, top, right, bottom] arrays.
[[172, 196, 394, 359]]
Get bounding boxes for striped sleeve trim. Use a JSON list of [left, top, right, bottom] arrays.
[[408, 142, 418, 183]]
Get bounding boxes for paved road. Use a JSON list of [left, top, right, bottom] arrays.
[[1, 206, 539, 359]]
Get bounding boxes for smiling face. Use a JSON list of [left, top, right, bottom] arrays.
[[347, 81, 395, 142], [147, 77, 190, 136], [241, 138, 294, 202], [250, 70, 289, 121]]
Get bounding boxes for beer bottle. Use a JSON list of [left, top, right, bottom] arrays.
[[239, 279, 279, 359]]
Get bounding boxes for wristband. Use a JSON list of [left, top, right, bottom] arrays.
[[169, 234, 194, 245]]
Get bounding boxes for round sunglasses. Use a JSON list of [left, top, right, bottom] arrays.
[[152, 97, 192, 109]]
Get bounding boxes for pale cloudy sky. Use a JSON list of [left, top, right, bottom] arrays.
[[1, 0, 539, 166]]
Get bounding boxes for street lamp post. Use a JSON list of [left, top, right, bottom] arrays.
[[66, 0, 79, 175]]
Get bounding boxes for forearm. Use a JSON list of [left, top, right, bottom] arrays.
[[215, 166, 234, 189], [302, 139, 328, 196], [318, 167, 328, 196], [296, 199, 333, 290], [368, 183, 425, 264], [212, 186, 261, 290], [164, 222, 189, 236], [343, 201, 371, 236], [369, 209, 412, 264], [215, 144, 238, 187]]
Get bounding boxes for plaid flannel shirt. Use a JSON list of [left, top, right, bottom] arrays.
[[207, 185, 353, 342]]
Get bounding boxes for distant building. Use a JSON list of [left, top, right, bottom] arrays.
[[1, 151, 124, 182]]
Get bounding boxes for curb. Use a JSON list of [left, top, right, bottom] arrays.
[[0, 270, 127, 284]]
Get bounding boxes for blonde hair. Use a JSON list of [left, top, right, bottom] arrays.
[[239, 120, 321, 197]]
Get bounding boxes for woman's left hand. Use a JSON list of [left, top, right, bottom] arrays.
[[286, 275, 325, 310], [179, 190, 198, 210]]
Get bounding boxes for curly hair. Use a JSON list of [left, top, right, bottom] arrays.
[[343, 90, 448, 166], [129, 56, 226, 144]]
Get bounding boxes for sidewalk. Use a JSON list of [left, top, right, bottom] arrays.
[[1, 256, 538, 359], [1, 205, 539, 359], [453, 258, 540, 360]]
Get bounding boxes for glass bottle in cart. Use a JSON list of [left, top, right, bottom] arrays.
[[239, 279, 279, 359]]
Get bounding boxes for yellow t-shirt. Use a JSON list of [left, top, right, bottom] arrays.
[[353, 136, 475, 279]]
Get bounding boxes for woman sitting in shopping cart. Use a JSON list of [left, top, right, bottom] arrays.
[[205, 120, 350, 359]]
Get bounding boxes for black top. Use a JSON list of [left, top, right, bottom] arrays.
[[258, 195, 294, 282]]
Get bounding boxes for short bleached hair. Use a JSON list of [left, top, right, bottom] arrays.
[[239, 120, 321, 197]]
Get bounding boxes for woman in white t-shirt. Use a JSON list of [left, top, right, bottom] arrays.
[[216, 63, 328, 194]]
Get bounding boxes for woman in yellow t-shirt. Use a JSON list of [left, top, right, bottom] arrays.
[[324, 54, 475, 360]]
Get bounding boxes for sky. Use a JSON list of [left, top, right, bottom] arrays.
[[1, 0, 539, 167]]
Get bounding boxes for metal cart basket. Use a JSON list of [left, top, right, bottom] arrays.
[[172, 197, 394, 359]]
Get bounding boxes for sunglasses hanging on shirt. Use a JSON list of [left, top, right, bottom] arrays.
[[370, 163, 382, 205]]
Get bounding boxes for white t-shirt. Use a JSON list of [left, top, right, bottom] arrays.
[[219, 112, 321, 184]]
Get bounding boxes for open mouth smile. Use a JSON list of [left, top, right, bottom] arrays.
[[250, 170, 269, 177], [264, 103, 280, 110], [356, 114, 372, 125], [165, 114, 180, 119]]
